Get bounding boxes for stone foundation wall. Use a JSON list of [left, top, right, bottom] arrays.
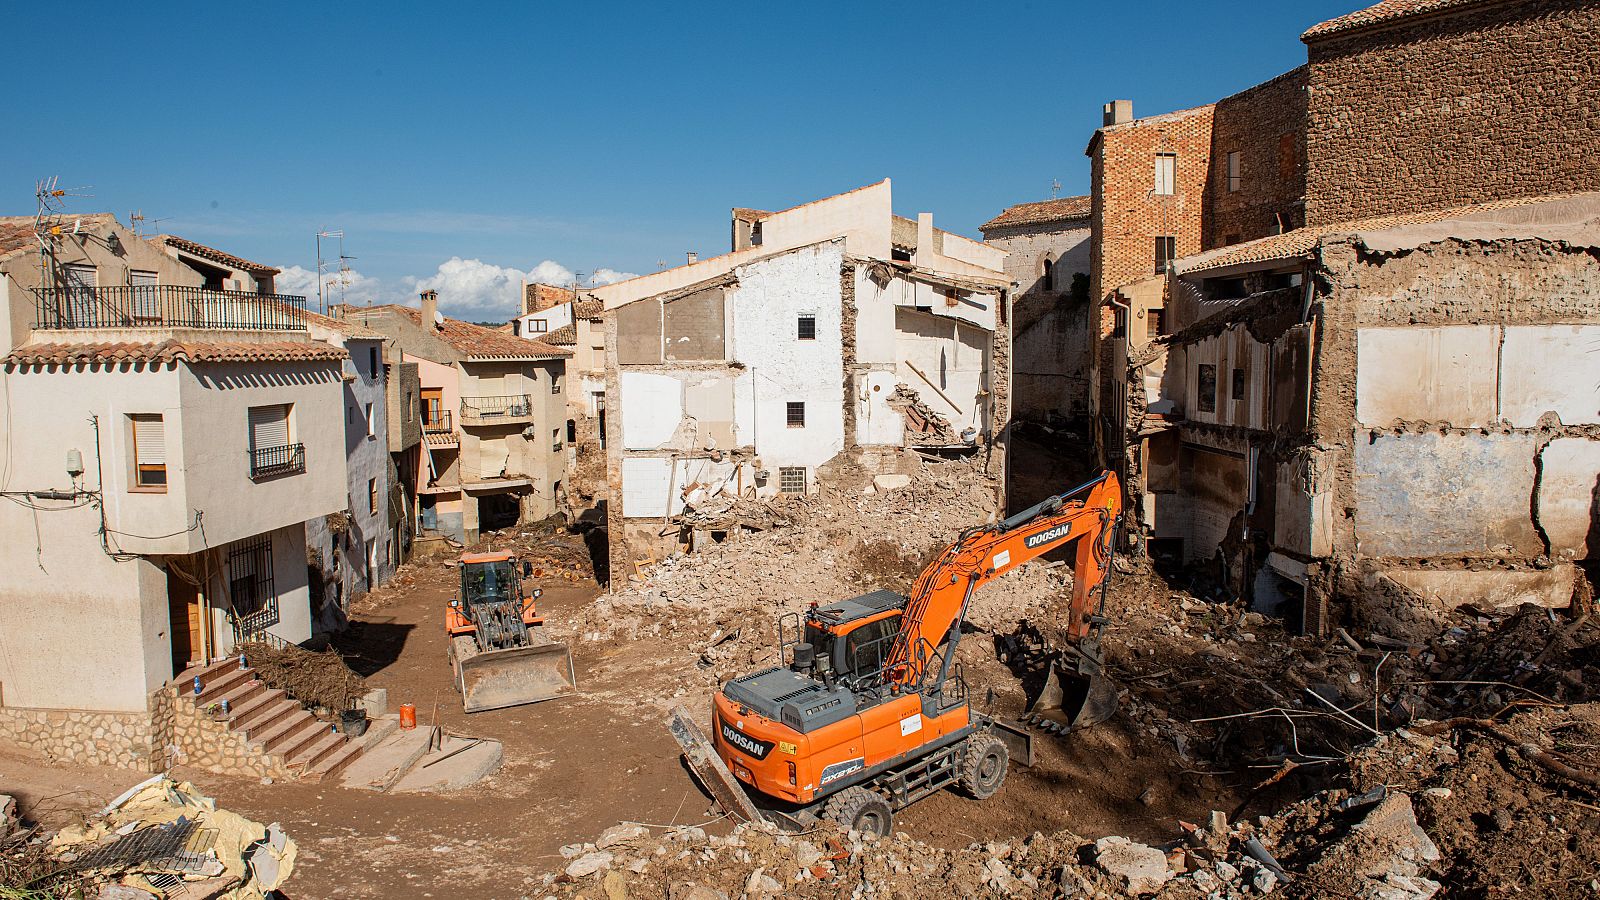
[[0, 706, 158, 770], [164, 684, 291, 779]]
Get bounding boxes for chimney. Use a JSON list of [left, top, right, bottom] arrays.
[[1103, 99, 1133, 127], [420, 289, 439, 328], [686, 251, 698, 265], [915, 213, 935, 266]]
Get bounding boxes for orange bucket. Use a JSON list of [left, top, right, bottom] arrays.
[[398, 703, 417, 729]]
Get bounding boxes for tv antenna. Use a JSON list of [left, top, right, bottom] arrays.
[[315, 229, 345, 314], [1050, 180, 1062, 199], [128, 210, 170, 238]]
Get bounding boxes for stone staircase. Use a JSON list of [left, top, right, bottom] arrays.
[[174, 656, 367, 782]]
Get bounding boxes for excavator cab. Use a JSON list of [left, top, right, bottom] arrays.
[[794, 594, 906, 688]]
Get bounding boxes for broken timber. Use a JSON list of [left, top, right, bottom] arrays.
[[667, 705, 765, 824]]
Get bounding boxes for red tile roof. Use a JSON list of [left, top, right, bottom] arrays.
[[154, 234, 281, 275], [980, 196, 1093, 232], [573, 297, 604, 319], [0, 214, 120, 262], [732, 207, 773, 222], [371, 305, 571, 360], [542, 323, 578, 346], [1303, 0, 1488, 40], [1176, 193, 1580, 274], [6, 339, 348, 368]]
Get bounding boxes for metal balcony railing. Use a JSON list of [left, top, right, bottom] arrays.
[[248, 443, 305, 480], [460, 394, 533, 425], [423, 410, 454, 433], [31, 285, 307, 331]]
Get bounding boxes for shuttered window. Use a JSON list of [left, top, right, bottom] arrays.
[[131, 414, 167, 489], [248, 404, 291, 451]]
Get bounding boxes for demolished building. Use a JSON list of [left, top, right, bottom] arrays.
[[1134, 193, 1600, 634], [588, 180, 1011, 576]]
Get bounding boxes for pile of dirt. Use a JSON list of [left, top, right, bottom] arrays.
[[236, 640, 367, 712]]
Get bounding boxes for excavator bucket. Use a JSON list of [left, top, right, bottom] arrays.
[[1023, 660, 1119, 734], [459, 641, 577, 713]]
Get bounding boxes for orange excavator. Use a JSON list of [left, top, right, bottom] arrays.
[[695, 472, 1122, 834]]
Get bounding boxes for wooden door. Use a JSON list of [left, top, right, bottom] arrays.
[[167, 570, 203, 675]]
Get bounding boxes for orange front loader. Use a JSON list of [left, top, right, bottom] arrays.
[[445, 551, 577, 712], [699, 472, 1122, 834]]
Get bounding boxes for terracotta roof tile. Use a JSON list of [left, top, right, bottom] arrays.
[[154, 234, 281, 275], [981, 196, 1092, 232], [0, 214, 120, 262], [1303, 0, 1489, 39], [1176, 193, 1580, 275], [543, 323, 578, 346], [370, 305, 571, 360], [6, 339, 348, 368], [573, 297, 603, 319], [732, 207, 773, 222]]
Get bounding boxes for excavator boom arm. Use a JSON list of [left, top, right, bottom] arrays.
[[886, 472, 1121, 688]]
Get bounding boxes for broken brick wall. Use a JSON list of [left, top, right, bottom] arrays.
[[1304, 0, 1600, 227]]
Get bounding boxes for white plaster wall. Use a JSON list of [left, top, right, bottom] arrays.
[[1356, 326, 1499, 427], [621, 457, 672, 518], [621, 372, 685, 449], [857, 370, 903, 445], [516, 303, 574, 336], [853, 267, 901, 365], [1537, 437, 1600, 558], [894, 308, 990, 434], [727, 243, 846, 490], [1500, 325, 1600, 427]]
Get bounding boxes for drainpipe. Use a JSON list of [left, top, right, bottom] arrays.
[[1106, 293, 1133, 487]]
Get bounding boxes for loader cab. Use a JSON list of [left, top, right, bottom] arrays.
[[799, 589, 907, 686], [458, 552, 536, 608]]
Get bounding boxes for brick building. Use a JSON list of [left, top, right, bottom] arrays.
[[980, 196, 1092, 424], [1302, 0, 1600, 226], [1204, 67, 1309, 249]]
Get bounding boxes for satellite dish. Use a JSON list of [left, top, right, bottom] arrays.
[[433, 310, 445, 327], [71, 218, 82, 235]]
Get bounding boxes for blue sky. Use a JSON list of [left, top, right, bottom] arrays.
[[3, 1, 1355, 319]]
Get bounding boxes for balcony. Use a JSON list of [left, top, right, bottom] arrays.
[[423, 410, 458, 447], [249, 443, 305, 480], [460, 394, 534, 426], [31, 285, 307, 331]]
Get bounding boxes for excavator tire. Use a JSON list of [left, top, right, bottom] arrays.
[[822, 786, 894, 837], [449, 635, 477, 695], [958, 733, 1009, 800]]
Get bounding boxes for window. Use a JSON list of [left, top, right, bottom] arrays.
[[1154, 153, 1176, 196], [131, 414, 167, 490], [1148, 308, 1166, 338], [750, 220, 763, 247], [842, 613, 900, 679], [64, 263, 97, 324], [529, 319, 547, 333], [1226, 150, 1242, 193], [1155, 236, 1176, 274], [365, 402, 375, 438], [797, 314, 816, 340], [369, 478, 378, 514], [552, 428, 562, 452], [1040, 256, 1054, 292], [129, 270, 158, 322], [248, 404, 302, 478], [778, 466, 807, 494], [347, 405, 354, 425], [566, 419, 577, 443], [1197, 364, 1217, 413], [405, 390, 414, 423], [552, 373, 562, 394], [786, 402, 805, 428], [227, 535, 279, 635], [368, 347, 378, 377], [1232, 368, 1246, 401]]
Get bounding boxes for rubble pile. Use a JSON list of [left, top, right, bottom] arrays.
[[885, 384, 958, 444], [2, 776, 296, 899], [573, 457, 1062, 679]]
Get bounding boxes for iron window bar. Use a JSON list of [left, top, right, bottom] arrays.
[[460, 394, 533, 424], [31, 286, 307, 331], [248, 443, 305, 480]]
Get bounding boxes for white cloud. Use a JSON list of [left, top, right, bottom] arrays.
[[275, 257, 638, 322], [277, 264, 384, 309], [589, 267, 638, 286]]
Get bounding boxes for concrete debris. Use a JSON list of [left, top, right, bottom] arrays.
[[1093, 835, 1173, 895], [565, 849, 614, 878], [0, 794, 17, 840], [886, 384, 957, 444]]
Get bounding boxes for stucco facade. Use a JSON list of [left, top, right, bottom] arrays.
[[594, 181, 1009, 574]]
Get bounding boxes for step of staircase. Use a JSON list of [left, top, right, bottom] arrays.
[[238, 698, 303, 741], [225, 687, 288, 728], [259, 712, 325, 757], [287, 730, 347, 773]]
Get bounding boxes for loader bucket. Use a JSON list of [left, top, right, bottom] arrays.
[[459, 642, 577, 713], [1023, 660, 1119, 734]]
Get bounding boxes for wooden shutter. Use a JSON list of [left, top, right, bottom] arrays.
[[132, 415, 165, 464], [248, 404, 290, 450]]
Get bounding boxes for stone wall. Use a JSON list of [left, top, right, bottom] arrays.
[[983, 222, 1093, 423], [0, 706, 158, 770], [1205, 67, 1308, 248], [1304, 0, 1600, 226], [163, 682, 291, 779]]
